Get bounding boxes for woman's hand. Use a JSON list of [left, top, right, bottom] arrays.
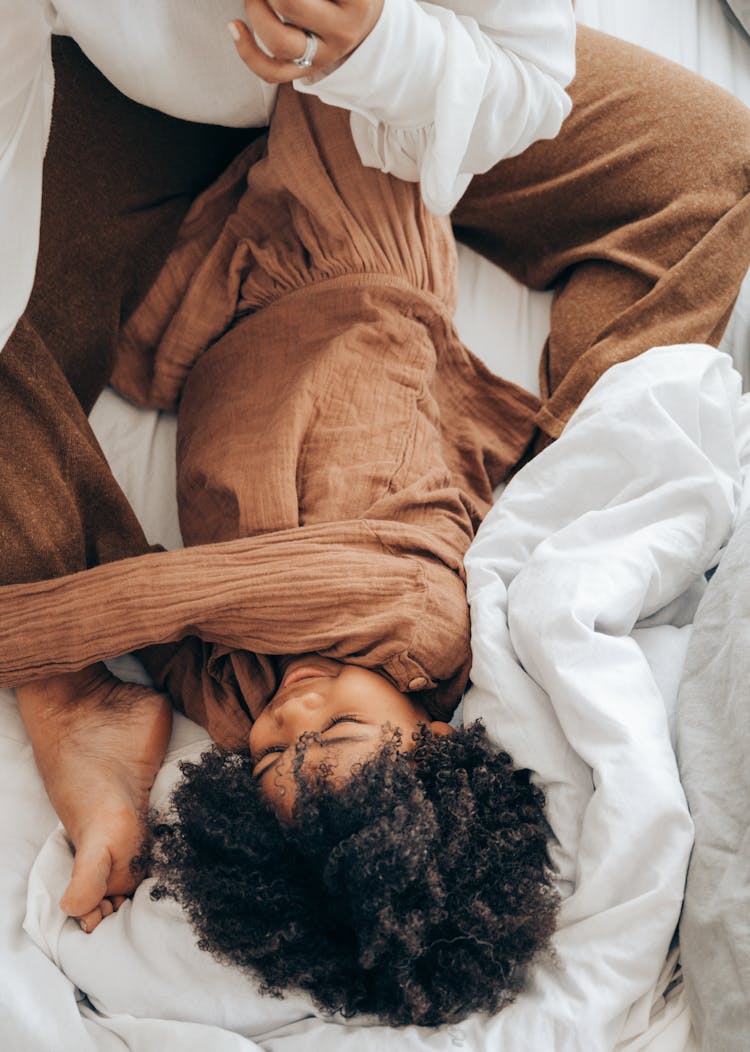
[[228, 0, 384, 83]]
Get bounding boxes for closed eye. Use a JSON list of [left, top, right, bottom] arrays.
[[321, 714, 362, 732], [253, 744, 286, 763], [253, 716, 364, 769]]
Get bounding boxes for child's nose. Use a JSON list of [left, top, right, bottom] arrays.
[[270, 690, 322, 729]]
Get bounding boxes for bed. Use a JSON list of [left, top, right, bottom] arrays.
[[2, 2, 749, 1049]]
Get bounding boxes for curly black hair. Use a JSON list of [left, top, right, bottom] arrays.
[[149, 721, 558, 1027]]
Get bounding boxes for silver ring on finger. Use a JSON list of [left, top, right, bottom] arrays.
[[292, 31, 318, 69]]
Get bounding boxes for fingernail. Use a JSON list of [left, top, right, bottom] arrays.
[[79, 919, 88, 933], [227, 21, 240, 41]]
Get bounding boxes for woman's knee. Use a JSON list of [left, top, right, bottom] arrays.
[[453, 28, 750, 286], [573, 26, 750, 205]]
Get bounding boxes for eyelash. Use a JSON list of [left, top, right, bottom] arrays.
[[254, 745, 284, 762], [254, 714, 361, 762]]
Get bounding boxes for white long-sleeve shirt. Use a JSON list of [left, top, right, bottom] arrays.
[[0, 0, 575, 355]]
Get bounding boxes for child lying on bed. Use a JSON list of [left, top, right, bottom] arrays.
[[6, 84, 558, 1026]]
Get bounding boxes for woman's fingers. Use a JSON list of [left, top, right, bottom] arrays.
[[264, 0, 382, 46], [240, 0, 309, 62], [229, 19, 326, 84], [229, 20, 298, 83], [229, 0, 384, 83]]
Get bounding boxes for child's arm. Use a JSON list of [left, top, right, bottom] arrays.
[[0, 518, 471, 735], [231, 0, 577, 214]]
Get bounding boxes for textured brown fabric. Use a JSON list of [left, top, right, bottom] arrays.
[[19, 38, 254, 416], [1, 28, 750, 749], [454, 25, 750, 442], [0, 87, 540, 747], [0, 319, 148, 585]]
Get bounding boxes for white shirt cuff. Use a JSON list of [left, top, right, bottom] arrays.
[[295, 0, 444, 130]]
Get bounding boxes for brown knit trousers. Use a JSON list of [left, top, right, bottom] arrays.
[[2, 26, 750, 588], [0, 39, 254, 585]]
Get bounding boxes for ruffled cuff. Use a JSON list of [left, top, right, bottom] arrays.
[[294, 0, 444, 130]]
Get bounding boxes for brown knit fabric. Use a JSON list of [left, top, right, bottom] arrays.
[[0, 38, 255, 585], [454, 25, 750, 441]]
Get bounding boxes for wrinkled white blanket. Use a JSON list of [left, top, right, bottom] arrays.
[[23, 345, 750, 1052], [463, 344, 750, 1050]]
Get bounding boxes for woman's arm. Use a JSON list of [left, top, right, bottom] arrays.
[[0, 0, 53, 354], [234, 0, 577, 215]]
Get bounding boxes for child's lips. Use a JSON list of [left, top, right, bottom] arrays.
[[280, 664, 332, 689], [269, 665, 332, 711]]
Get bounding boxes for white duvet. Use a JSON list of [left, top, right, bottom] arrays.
[[15, 345, 750, 1052]]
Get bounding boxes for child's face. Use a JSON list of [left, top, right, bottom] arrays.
[[248, 655, 452, 819]]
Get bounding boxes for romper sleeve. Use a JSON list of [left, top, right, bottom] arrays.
[[0, 0, 53, 353], [295, 0, 576, 214], [0, 519, 471, 717]]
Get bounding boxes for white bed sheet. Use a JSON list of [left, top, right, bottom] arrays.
[[2, 3, 750, 1050]]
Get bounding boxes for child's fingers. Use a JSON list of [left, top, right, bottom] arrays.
[[76, 904, 104, 934], [59, 839, 112, 918], [77, 896, 125, 933]]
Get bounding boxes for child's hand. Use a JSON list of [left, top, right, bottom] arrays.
[[228, 0, 384, 83], [16, 664, 172, 933], [59, 808, 148, 933]]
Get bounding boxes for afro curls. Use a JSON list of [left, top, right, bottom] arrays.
[[149, 721, 558, 1027]]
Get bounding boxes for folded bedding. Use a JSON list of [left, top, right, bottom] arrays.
[[20, 344, 749, 1051]]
